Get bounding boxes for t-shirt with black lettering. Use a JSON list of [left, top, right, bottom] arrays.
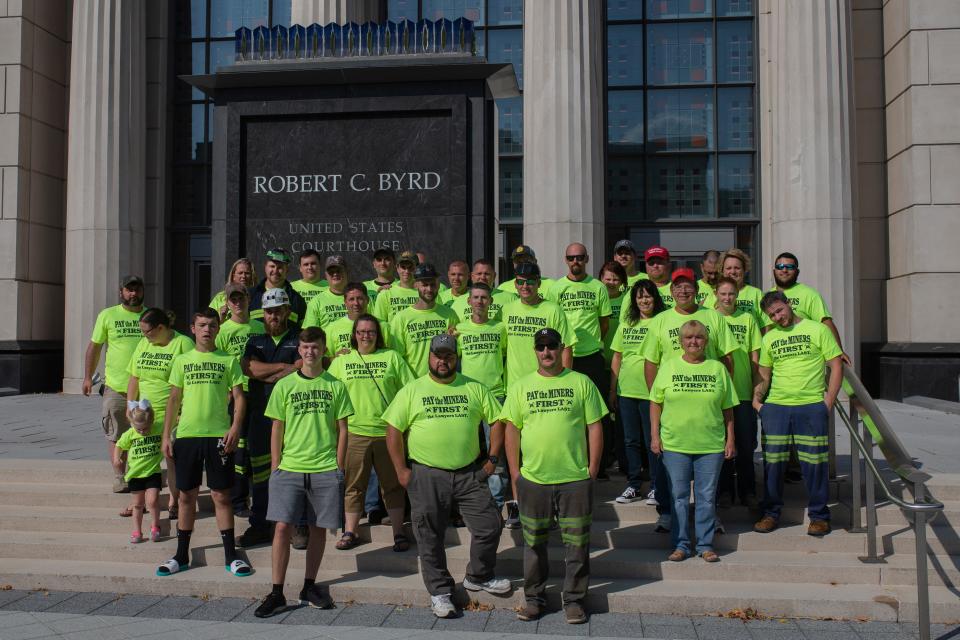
[[116, 423, 164, 481], [388, 305, 460, 376], [449, 289, 518, 323], [720, 310, 762, 402], [657, 283, 676, 309], [641, 306, 738, 366], [328, 348, 414, 437], [456, 318, 507, 398], [546, 276, 613, 358], [502, 298, 577, 390], [383, 373, 501, 470], [759, 318, 841, 406], [372, 284, 421, 322], [611, 316, 657, 399], [500, 369, 608, 485], [215, 318, 265, 391], [602, 293, 626, 367], [90, 305, 145, 393], [127, 332, 195, 425], [167, 349, 244, 439], [303, 288, 347, 329], [291, 279, 328, 305], [702, 284, 767, 328], [771, 283, 832, 324], [696, 279, 714, 306]]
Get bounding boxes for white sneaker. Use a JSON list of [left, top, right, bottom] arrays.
[[616, 486, 639, 504], [431, 594, 457, 618], [463, 576, 511, 595], [645, 490, 657, 506], [654, 513, 671, 532]]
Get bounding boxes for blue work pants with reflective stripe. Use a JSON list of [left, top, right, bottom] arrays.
[[759, 402, 831, 522]]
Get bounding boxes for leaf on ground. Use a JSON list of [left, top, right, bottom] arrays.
[[464, 600, 493, 612], [0, 585, 12, 591], [720, 608, 767, 621]]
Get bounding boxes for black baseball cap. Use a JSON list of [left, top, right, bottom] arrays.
[[373, 248, 396, 259], [120, 275, 144, 288], [534, 328, 562, 346], [414, 263, 439, 280], [515, 263, 541, 278], [430, 334, 457, 354]]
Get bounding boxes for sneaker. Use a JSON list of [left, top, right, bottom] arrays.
[[715, 517, 725, 534], [254, 591, 287, 618], [237, 525, 272, 548], [516, 603, 544, 621], [807, 520, 831, 537], [504, 501, 520, 529], [463, 576, 511, 595], [564, 602, 587, 624], [753, 516, 778, 533], [299, 583, 335, 609], [645, 490, 657, 506], [717, 493, 733, 509], [150, 526, 161, 542], [430, 594, 457, 618], [291, 525, 309, 550], [654, 513, 671, 532], [615, 486, 639, 504]]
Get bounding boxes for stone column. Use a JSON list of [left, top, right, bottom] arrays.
[[290, 0, 382, 25], [759, 0, 859, 359], [522, 0, 605, 279], [62, 1, 147, 393]]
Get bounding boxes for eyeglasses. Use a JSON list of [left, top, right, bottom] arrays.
[[516, 278, 538, 286], [774, 263, 798, 271], [355, 329, 378, 336], [534, 342, 560, 352], [565, 255, 587, 262]]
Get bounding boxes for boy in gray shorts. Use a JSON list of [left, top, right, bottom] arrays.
[[254, 327, 354, 618]]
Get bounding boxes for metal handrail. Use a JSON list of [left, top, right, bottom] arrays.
[[835, 365, 944, 640]]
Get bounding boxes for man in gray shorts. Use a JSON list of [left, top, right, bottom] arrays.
[[254, 327, 354, 618]]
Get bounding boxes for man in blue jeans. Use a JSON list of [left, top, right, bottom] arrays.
[[753, 290, 843, 537]]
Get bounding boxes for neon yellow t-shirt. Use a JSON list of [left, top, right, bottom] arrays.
[[626, 272, 649, 287], [264, 370, 353, 473], [323, 315, 392, 358], [602, 293, 625, 366], [215, 318, 265, 391], [705, 284, 767, 328], [372, 284, 421, 322], [720, 310, 762, 402], [90, 305, 145, 393], [547, 276, 613, 358], [127, 332, 195, 425], [449, 289, 517, 323], [328, 348, 414, 437], [641, 306, 738, 365], [611, 316, 657, 399], [167, 349, 244, 439], [774, 283, 832, 323], [502, 298, 578, 389], [291, 279, 328, 305], [696, 279, 715, 306], [303, 288, 347, 328], [363, 278, 394, 304], [209, 291, 226, 314], [388, 305, 460, 376], [497, 277, 555, 297], [657, 283, 676, 309], [759, 318, 842, 406], [383, 373, 502, 470], [116, 423, 163, 481], [456, 318, 507, 398], [500, 369, 608, 485], [651, 357, 738, 454], [439, 288, 469, 308]]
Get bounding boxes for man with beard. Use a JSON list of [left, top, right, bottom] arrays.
[[249, 248, 307, 326], [389, 263, 460, 375], [84, 275, 146, 496], [697, 250, 721, 305], [303, 256, 349, 330], [770, 252, 849, 363], [385, 334, 510, 619], [612, 239, 647, 286], [645, 246, 674, 308], [238, 290, 304, 549]]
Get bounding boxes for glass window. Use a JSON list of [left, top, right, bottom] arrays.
[[422, 0, 485, 24], [646, 0, 713, 20], [387, 0, 419, 21], [607, 25, 643, 86], [272, 0, 291, 26], [716, 0, 753, 17], [608, 90, 644, 151], [475, 28, 486, 57], [173, 166, 209, 226], [717, 20, 753, 82], [647, 88, 713, 151], [496, 97, 523, 154], [499, 158, 523, 221], [487, 29, 523, 88], [175, 42, 206, 101], [174, 103, 207, 162], [209, 40, 237, 72], [646, 22, 713, 85], [176, 0, 207, 39], [487, 0, 523, 25], [608, 158, 645, 222], [607, 0, 644, 21], [718, 87, 753, 150], [210, 0, 269, 37], [718, 154, 755, 217], [646, 155, 714, 218]]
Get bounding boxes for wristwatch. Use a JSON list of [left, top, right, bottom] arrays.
[[487, 455, 499, 465]]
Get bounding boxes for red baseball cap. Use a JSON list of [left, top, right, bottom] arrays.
[[671, 267, 696, 284], [644, 245, 670, 261]]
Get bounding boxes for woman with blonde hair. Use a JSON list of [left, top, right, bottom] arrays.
[[704, 248, 766, 327], [209, 258, 257, 321]]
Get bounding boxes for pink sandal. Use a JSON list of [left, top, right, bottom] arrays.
[[131, 531, 144, 544], [150, 526, 161, 542]]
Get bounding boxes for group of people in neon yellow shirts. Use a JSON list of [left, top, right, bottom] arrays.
[[84, 240, 846, 622]]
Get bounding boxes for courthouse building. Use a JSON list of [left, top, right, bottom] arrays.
[[0, 0, 956, 401]]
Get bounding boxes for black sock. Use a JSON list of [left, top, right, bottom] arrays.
[[272, 584, 284, 596], [175, 529, 192, 565], [220, 528, 237, 564], [302, 577, 315, 593]]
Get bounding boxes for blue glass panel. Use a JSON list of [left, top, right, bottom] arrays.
[[487, 29, 522, 88], [607, 25, 643, 86], [499, 158, 523, 221], [423, 0, 485, 24], [717, 20, 754, 82], [269, 25, 289, 59], [646, 155, 714, 218], [607, 90, 644, 151], [175, 0, 206, 39], [210, 0, 269, 37], [252, 25, 270, 60], [496, 97, 523, 154], [607, 158, 645, 223], [342, 22, 360, 56], [288, 25, 308, 58], [211, 40, 236, 71], [395, 19, 417, 54], [235, 27, 252, 62], [718, 87, 753, 150], [717, 0, 753, 17], [271, 0, 292, 26], [475, 27, 486, 57], [175, 42, 206, 100], [488, 0, 523, 25], [647, 88, 714, 151], [718, 154, 755, 217], [606, 0, 643, 20], [646, 0, 713, 19], [452, 17, 476, 54], [388, 0, 419, 22], [416, 19, 435, 53], [306, 23, 324, 57], [646, 22, 713, 85]]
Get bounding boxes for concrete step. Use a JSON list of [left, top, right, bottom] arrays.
[[877, 523, 960, 556], [5, 557, 959, 622], [859, 501, 960, 526]]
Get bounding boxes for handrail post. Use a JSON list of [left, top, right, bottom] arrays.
[[914, 477, 930, 640], [849, 400, 864, 532], [861, 421, 880, 562]]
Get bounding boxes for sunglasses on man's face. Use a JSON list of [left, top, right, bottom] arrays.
[[565, 255, 587, 262], [516, 278, 538, 286], [775, 263, 798, 271], [535, 342, 560, 352]]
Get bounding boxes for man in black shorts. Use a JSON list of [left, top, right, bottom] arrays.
[[159, 308, 249, 576]]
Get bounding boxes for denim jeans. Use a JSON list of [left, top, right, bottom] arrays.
[[365, 468, 384, 514], [661, 451, 724, 555]]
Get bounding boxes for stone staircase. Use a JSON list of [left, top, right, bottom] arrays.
[[1, 459, 957, 623]]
